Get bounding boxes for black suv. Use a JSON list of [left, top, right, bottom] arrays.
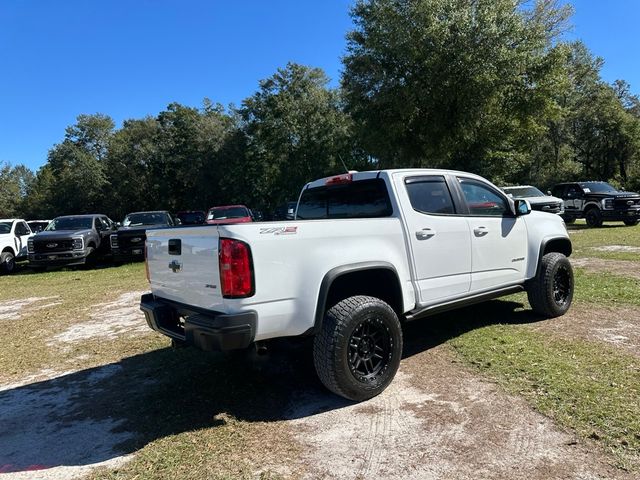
[[551, 181, 640, 227], [28, 214, 117, 269], [111, 211, 175, 262]]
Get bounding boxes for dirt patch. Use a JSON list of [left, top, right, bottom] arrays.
[[593, 245, 640, 253], [0, 366, 134, 479], [279, 346, 630, 479], [529, 304, 640, 357], [571, 257, 640, 279], [0, 297, 61, 321], [48, 291, 147, 346]]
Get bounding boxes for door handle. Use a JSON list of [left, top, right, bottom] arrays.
[[473, 226, 489, 237], [415, 228, 436, 240]]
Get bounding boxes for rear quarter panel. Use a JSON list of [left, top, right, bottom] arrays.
[[218, 218, 414, 340]]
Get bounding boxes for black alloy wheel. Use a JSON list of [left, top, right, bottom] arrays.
[[585, 208, 603, 228], [348, 316, 392, 383], [313, 295, 403, 402], [552, 264, 572, 307]]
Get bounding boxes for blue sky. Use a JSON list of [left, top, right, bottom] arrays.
[[0, 0, 638, 171]]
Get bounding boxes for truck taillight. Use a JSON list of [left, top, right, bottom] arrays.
[[144, 242, 150, 283], [219, 238, 254, 298]]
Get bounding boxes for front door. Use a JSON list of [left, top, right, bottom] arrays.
[[394, 173, 472, 304], [456, 177, 528, 292]]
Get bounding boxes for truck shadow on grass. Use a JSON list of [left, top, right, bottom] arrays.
[[0, 298, 544, 474]]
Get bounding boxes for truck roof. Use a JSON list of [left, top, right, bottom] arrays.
[[53, 214, 106, 219], [304, 168, 488, 189]]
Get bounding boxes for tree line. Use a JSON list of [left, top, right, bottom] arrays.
[[2, 0, 640, 220]]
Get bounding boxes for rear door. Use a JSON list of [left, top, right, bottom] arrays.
[[394, 173, 472, 303], [455, 176, 527, 292], [146, 226, 225, 310]]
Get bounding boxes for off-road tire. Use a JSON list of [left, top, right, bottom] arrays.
[[0, 251, 15, 274], [83, 246, 96, 268], [527, 252, 574, 318], [585, 208, 603, 228], [313, 295, 402, 402], [623, 219, 639, 226]]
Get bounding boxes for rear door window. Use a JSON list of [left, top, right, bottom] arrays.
[[405, 176, 456, 215], [297, 179, 392, 219]]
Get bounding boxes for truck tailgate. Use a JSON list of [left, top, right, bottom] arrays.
[[146, 226, 224, 311]]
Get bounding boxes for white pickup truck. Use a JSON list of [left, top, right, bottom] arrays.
[[0, 219, 34, 274], [141, 169, 574, 401]]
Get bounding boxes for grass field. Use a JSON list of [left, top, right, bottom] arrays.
[[568, 220, 640, 261], [1, 222, 639, 477]]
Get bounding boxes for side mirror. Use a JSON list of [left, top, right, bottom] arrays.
[[115, 222, 121, 228], [546, 190, 552, 196], [514, 199, 531, 216]]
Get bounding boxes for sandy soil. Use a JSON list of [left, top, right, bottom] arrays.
[[571, 257, 640, 280], [528, 303, 640, 357], [0, 297, 61, 321], [47, 291, 148, 347], [279, 346, 630, 480], [0, 291, 149, 479], [592, 245, 640, 253]]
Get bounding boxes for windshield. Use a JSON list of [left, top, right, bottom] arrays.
[[123, 212, 170, 227], [503, 186, 545, 198], [0, 221, 13, 234], [46, 217, 93, 231], [207, 207, 248, 220], [579, 182, 618, 194], [178, 212, 205, 224]]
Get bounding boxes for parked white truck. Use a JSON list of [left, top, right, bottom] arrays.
[[141, 169, 574, 401], [0, 219, 34, 274]]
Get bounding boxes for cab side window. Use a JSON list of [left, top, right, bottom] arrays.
[[566, 185, 582, 198], [458, 178, 509, 216], [405, 176, 456, 215], [16, 222, 30, 236]]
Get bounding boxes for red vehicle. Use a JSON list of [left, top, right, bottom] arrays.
[[205, 205, 253, 225]]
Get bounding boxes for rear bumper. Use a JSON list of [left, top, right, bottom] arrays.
[[140, 293, 256, 351]]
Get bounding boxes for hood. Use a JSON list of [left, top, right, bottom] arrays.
[[526, 195, 563, 205], [34, 230, 92, 239], [588, 191, 640, 198], [117, 224, 170, 234]]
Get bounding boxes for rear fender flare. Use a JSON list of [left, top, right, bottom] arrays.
[[312, 261, 401, 334]]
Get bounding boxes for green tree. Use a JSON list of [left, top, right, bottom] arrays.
[[240, 63, 357, 210], [103, 116, 161, 220], [34, 114, 116, 215], [342, 0, 572, 181], [0, 161, 34, 217]]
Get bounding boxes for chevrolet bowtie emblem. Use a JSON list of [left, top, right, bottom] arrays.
[[168, 260, 182, 273]]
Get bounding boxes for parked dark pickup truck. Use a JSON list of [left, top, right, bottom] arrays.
[[28, 214, 116, 269], [551, 181, 640, 227], [111, 211, 175, 262]]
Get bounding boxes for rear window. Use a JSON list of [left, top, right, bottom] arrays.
[[296, 179, 392, 220], [208, 207, 249, 220]]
